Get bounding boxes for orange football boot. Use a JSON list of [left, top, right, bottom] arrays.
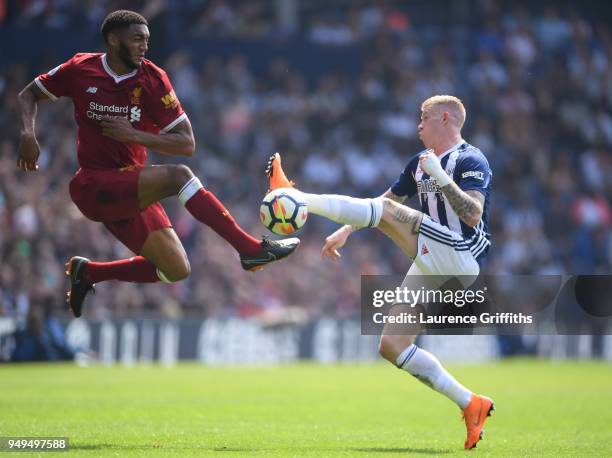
[[266, 153, 295, 191], [462, 394, 495, 449]]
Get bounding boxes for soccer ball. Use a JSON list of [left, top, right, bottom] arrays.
[[260, 188, 308, 235]]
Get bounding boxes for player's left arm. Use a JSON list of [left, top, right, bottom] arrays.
[[100, 116, 195, 156], [419, 150, 484, 228]]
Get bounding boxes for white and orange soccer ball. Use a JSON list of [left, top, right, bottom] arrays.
[[260, 188, 308, 235]]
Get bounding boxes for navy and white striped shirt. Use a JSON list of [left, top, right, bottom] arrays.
[[390, 140, 492, 261]]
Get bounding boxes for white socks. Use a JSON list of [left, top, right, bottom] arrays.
[[178, 177, 203, 205], [300, 193, 383, 228], [396, 344, 472, 409]]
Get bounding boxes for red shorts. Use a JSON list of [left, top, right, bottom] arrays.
[[69, 167, 172, 254]]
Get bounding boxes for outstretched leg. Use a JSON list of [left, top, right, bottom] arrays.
[[139, 164, 262, 256], [138, 164, 300, 271], [267, 153, 421, 257]]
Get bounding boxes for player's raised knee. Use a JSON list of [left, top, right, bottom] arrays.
[[153, 164, 197, 196], [171, 258, 191, 281], [172, 164, 195, 186]]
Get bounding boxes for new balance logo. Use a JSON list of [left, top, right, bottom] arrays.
[[86, 87, 98, 93], [129, 106, 141, 123]]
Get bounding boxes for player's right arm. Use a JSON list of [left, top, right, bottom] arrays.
[[18, 56, 77, 171], [320, 188, 406, 260], [17, 81, 49, 171]]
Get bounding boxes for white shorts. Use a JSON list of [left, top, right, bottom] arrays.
[[401, 215, 480, 291]]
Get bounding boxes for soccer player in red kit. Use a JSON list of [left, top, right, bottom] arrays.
[[16, 10, 299, 318]]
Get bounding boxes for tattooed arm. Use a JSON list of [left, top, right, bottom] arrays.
[[439, 184, 484, 228], [419, 150, 484, 228]]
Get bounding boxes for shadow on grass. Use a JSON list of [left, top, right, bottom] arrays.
[[71, 444, 259, 452], [352, 447, 453, 455]]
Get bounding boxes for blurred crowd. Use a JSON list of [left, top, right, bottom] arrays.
[[0, 0, 611, 321]]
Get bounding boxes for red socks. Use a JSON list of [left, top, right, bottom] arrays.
[[83, 256, 160, 284], [185, 188, 262, 256]]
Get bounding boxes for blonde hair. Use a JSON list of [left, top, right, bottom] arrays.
[[421, 95, 466, 128]]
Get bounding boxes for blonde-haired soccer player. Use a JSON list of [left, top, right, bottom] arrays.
[[266, 95, 494, 450]]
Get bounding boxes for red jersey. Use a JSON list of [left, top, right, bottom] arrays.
[[36, 53, 187, 170]]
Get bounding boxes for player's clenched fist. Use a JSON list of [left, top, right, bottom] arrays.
[[419, 149, 451, 186], [17, 132, 40, 171]]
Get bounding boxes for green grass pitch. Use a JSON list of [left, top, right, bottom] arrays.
[[1, 359, 612, 457]]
